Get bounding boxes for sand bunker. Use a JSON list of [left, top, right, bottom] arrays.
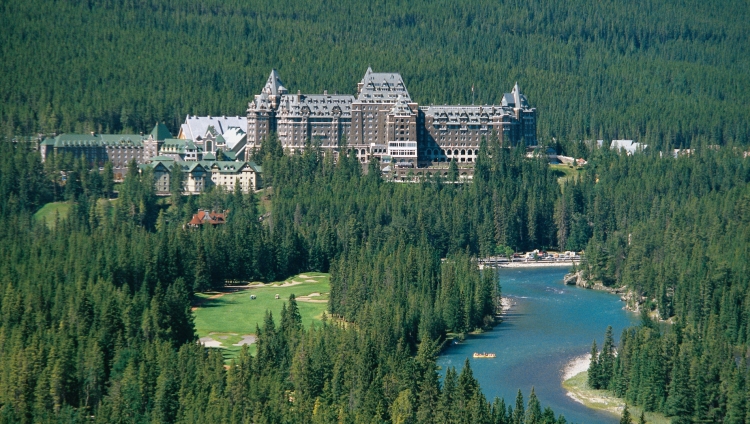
[[297, 292, 328, 303], [233, 335, 257, 346], [199, 337, 223, 348], [275, 280, 305, 288]]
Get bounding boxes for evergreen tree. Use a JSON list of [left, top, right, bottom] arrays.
[[620, 404, 632, 424], [598, 326, 615, 390], [588, 340, 600, 389], [512, 390, 525, 424], [525, 387, 542, 424]]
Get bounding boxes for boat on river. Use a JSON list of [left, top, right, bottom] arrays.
[[473, 352, 496, 358]]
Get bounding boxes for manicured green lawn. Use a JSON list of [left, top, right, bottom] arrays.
[[33, 202, 72, 228], [193, 272, 330, 361]]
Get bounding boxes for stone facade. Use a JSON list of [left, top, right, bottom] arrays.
[[248, 68, 537, 167]]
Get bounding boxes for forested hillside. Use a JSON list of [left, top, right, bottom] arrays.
[[3, 0, 750, 422], [2, 0, 750, 148], [573, 144, 750, 423], [0, 140, 573, 422]]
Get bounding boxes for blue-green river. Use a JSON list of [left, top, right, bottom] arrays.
[[437, 267, 639, 424]]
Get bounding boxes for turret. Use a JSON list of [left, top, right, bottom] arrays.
[[513, 82, 521, 111], [261, 69, 287, 109]]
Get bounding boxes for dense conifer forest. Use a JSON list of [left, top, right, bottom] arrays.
[[0, 140, 573, 422], [2, 0, 749, 149], [576, 143, 750, 423], [2, 0, 750, 422]]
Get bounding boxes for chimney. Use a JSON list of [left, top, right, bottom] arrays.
[[324, 90, 328, 96]]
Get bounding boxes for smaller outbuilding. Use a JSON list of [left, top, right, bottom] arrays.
[[187, 210, 228, 228]]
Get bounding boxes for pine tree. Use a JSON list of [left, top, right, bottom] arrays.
[[725, 361, 746, 424], [525, 387, 542, 424], [599, 326, 615, 389], [620, 404, 632, 424], [448, 160, 459, 182], [512, 390, 525, 424], [193, 239, 210, 292], [588, 340, 600, 389]]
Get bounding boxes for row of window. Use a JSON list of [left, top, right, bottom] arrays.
[[390, 150, 416, 156], [424, 149, 475, 157]]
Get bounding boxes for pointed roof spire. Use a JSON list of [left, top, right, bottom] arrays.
[[513, 82, 521, 109], [390, 94, 413, 116], [150, 122, 172, 141], [262, 69, 287, 97]]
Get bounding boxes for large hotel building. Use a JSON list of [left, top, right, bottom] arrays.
[[247, 68, 537, 167]]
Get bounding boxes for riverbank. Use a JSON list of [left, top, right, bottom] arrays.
[[480, 261, 577, 269], [438, 267, 641, 423], [561, 356, 671, 424], [563, 270, 654, 316]]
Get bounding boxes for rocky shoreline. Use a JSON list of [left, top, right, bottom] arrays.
[[563, 270, 643, 313]]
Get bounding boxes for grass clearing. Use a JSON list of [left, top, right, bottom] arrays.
[[549, 164, 582, 187], [193, 272, 330, 362], [33, 202, 72, 228], [563, 370, 671, 424]]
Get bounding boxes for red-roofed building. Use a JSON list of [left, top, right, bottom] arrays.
[[187, 210, 228, 228]]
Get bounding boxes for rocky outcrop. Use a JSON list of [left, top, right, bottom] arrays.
[[564, 270, 629, 296], [563, 270, 590, 288], [564, 272, 675, 319]]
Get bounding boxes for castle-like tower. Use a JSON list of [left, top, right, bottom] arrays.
[[247, 69, 536, 167]]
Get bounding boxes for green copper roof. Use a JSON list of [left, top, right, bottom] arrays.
[[42, 133, 145, 147], [150, 122, 172, 141]]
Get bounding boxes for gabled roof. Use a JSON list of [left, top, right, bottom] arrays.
[[150, 123, 172, 141], [421, 105, 511, 123], [222, 127, 246, 150], [262, 69, 288, 97], [204, 161, 251, 174], [501, 83, 531, 108], [178, 115, 247, 141], [181, 162, 207, 173], [611, 140, 647, 155], [390, 95, 413, 116], [226, 151, 238, 160], [99, 134, 145, 146], [145, 158, 176, 171], [160, 138, 199, 153], [277, 93, 355, 118], [188, 210, 227, 226], [249, 162, 262, 173], [357, 68, 411, 101], [41, 133, 145, 147]]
